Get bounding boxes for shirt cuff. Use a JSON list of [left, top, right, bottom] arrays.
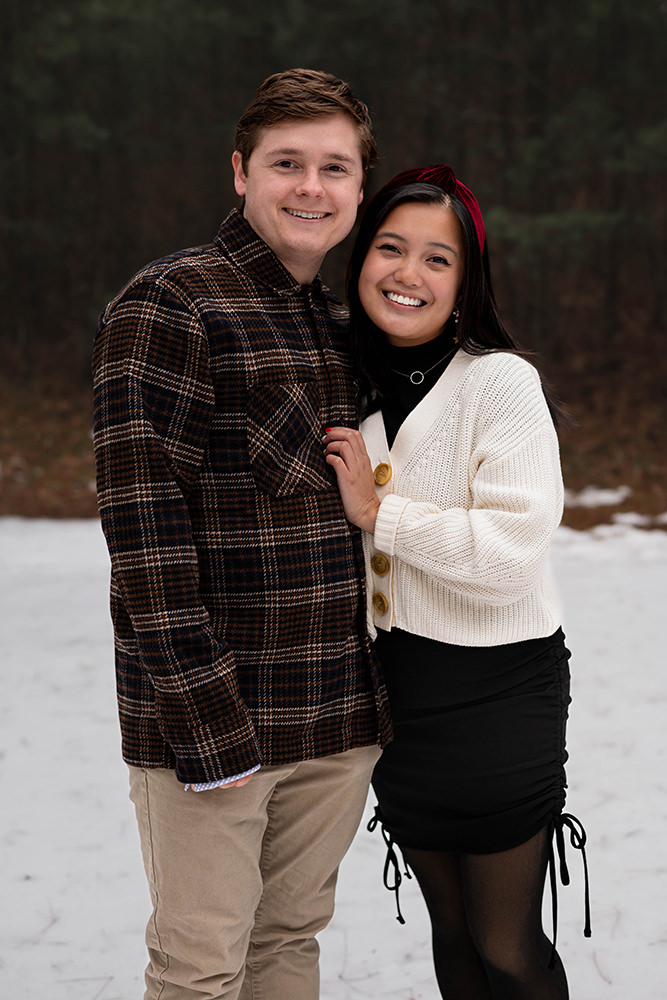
[[184, 764, 261, 792]]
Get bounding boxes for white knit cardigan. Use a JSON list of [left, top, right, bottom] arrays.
[[362, 348, 564, 646]]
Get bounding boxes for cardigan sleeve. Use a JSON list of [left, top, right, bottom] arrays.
[[92, 276, 261, 783], [372, 358, 563, 607]]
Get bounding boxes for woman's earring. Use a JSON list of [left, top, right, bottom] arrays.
[[452, 307, 460, 342]]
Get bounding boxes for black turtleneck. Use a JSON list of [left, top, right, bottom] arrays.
[[380, 330, 458, 448]]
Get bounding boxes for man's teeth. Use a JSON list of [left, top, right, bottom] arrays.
[[385, 291, 425, 307], [286, 209, 328, 219]]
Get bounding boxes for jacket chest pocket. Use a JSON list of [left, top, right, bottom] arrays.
[[247, 381, 334, 497]]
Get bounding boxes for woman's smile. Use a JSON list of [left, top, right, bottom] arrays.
[[382, 290, 427, 308]]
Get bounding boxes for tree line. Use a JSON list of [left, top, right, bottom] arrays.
[[3, 0, 666, 409]]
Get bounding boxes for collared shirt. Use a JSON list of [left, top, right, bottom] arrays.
[[93, 209, 391, 785]]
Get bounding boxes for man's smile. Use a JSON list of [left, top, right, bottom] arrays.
[[284, 208, 331, 220]]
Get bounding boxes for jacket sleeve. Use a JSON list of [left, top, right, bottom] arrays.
[[92, 276, 261, 783], [373, 360, 563, 606]]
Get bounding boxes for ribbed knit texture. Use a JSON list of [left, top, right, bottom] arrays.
[[363, 349, 564, 646]]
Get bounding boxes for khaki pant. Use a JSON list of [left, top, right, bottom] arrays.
[[128, 744, 380, 1000]]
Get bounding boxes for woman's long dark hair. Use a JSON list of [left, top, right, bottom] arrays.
[[347, 182, 570, 426]]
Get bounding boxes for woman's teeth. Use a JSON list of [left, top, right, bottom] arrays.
[[384, 291, 425, 307]]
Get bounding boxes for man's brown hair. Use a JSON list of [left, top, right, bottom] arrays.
[[234, 68, 378, 180]]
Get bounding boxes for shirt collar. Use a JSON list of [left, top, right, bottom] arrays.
[[214, 208, 326, 297]]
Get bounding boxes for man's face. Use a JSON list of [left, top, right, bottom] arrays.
[[232, 114, 364, 284]]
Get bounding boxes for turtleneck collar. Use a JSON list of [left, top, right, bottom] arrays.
[[386, 329, 457, 378]]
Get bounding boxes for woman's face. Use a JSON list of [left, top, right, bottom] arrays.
[[358, 201, 465, 347]]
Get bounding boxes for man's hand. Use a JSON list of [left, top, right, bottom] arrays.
[[221, 774, 253, 789]]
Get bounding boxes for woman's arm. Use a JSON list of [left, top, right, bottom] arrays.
[[372, 420, 563, 606]]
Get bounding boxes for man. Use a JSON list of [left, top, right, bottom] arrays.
[[92, 69, 391, 1000]]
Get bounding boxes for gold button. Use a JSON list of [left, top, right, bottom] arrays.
[[371, 553, 390, 576], [372, 592, 389, 615], [374, 462, 392, 486]]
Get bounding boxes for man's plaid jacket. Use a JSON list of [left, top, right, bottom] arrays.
[[92, 209, 391, 784]]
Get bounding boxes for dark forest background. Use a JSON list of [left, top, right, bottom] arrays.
[[1, 0, 665, 524]]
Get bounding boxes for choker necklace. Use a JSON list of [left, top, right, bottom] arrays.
[[391, 349, 453, 385]]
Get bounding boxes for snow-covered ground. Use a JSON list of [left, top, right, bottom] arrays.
[[1, 517, 665, 999]]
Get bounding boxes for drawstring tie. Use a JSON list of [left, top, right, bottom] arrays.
[[367, 807, 412, 924], [548, 812, 592, 968], [369, 805, 592, 966]]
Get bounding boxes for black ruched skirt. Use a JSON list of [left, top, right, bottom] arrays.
[[372, 627, 571, 854]]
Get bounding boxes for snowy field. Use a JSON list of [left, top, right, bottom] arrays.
[[1, 515, 666, 999]]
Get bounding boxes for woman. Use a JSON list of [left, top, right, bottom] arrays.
[[324, 165, 590, 999]]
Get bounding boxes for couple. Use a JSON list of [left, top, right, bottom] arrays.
[[93, 69, 589, 1000]]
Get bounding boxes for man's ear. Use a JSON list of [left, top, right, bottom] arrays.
[[358, 187, 364, 206], [232, 151, 247, 197]]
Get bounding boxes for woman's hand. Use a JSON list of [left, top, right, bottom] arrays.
[[324, 426, 380, 534]]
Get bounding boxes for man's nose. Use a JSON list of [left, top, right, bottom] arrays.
[[295, 167, 325, 197]]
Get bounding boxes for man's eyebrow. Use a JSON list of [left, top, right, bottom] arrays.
[[375, 230, 459, 255], [264, 147, 357, 163]]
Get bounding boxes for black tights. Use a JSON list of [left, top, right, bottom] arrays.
[[401, 827, 568, 1000]]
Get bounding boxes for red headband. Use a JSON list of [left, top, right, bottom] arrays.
[[373, 164, 485, 254]]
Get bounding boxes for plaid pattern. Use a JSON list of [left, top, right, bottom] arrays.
[[93, 210, 391, 784]]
